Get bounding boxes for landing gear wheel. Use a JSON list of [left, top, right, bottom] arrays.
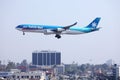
[[23, 32, 25, 35], [55, 34, 61, 39]]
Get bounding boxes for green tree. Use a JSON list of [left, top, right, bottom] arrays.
[[6, 61, 16, 71]]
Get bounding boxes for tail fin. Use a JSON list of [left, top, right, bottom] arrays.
[[86, 17, 101, 28]]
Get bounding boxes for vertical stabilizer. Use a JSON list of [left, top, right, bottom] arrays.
[[86, 17, 101, 28]]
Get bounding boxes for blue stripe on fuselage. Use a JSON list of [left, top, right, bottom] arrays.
[[16, 24, 63, 29]]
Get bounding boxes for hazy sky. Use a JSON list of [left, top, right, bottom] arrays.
[[0, 0, 120, 64]]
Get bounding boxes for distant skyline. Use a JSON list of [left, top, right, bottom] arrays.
[[0, 57, 116, 66], [0, 0, 120, 64]]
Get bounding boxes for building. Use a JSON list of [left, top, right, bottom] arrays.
[[29, 65, 37, 71], [12, 71, 46, 80], [112, 64, 119, 80], [32, 50, 61, 66], [54, 65, 65, 74], [0, 71, 46, 80], [17, 65, 28, 72], [0, 72, 12, 79], [119, 66, 120, 77]]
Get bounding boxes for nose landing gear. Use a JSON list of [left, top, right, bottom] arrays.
[[23, 32, 25, 35]]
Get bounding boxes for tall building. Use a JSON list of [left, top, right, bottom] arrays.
[[112, 64, 119, 80], [32, 50, 61, 66]]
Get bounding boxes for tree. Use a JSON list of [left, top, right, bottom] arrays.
[[21, 59, 28, 66], [6, 61, 16, 71]]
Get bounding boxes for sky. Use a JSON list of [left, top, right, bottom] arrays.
[[0, 0, 120, 64]]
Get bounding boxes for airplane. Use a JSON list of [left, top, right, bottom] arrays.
[[16, 17, 101, 39]]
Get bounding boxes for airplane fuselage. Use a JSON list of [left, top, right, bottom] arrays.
[[16, 24, 98, 34]]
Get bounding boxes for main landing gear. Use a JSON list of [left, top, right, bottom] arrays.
[[55, 34, 61, 39]]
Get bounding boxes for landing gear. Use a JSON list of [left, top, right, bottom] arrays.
[[23, 32, 25, 35], [55, 34, 61, 39]]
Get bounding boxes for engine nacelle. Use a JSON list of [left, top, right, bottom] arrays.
[[44, 29, 54, 35], [57, 28, 65, 32]]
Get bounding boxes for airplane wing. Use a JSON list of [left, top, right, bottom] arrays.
[[51, 22, 77, 32], [63, 22, 77, 30]]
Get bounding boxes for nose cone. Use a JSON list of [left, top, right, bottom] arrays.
[[16, 25, 22, 31]]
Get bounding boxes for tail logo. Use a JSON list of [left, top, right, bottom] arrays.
[[92, 22, 97, 28]]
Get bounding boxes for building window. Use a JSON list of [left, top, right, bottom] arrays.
[[17, 76, 19, 78], [35, 76, 41, 79], [32, 53, 37, 65], [31, 76, 33, 79], [21, 76, 24, 78], [38, 53, 42, 65], [12, 75, 15, 78], [26, 76, 29, 78]]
